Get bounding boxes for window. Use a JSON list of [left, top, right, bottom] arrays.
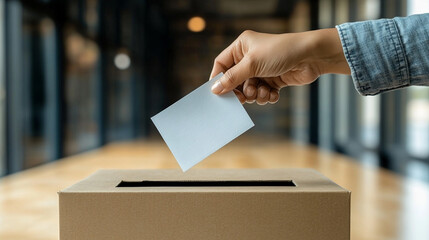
[[360, 96, 380, 149], [20, 12, 56, 168], [406, 88, 429, 158], [5, 1, 60, 172], [358, 0, 381, 151], [63, 30, 100, 155], [405, 1, 429, 159], [351, 0, 382, 167]]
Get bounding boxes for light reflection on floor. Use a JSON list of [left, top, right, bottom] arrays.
[[400, 178, 429, 240]]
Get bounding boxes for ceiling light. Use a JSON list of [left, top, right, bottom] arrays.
[[187, 16, 206, 32], [114, 53, 131, 70]]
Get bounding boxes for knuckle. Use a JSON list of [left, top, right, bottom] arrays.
[[213, 57, 228, 73], [213, 57, 222, 66], [245, 54, 257, 74], [234, 40, 242, 53], [241, 30, 254, 38]]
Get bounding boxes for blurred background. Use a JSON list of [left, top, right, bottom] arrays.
[[0, 0, 429, 182]]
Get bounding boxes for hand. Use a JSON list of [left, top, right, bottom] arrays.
[[210, 28, 350, 104]]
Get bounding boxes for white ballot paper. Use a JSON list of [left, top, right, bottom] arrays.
[[151, 73, 254, 171]]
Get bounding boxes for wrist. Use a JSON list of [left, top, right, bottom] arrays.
[[307, 28, 351, 75]]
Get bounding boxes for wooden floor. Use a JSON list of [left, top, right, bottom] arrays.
[[1, 136, 429, 240]]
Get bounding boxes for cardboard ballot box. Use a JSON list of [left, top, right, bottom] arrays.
[[59, 169, 350, 240]]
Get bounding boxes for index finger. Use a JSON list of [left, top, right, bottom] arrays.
[[209, 40, 237, 79]]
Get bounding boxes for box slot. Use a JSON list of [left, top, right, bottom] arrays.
[[116, 180, 296, 187]]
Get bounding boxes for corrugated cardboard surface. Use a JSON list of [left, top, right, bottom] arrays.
[[59, 169, 350, 240]]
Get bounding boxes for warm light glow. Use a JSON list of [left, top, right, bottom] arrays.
[[114, 53, 131, 70], [187, 16, 206, 32]]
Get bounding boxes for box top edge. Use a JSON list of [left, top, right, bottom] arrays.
[[60, 168, 349, 193]]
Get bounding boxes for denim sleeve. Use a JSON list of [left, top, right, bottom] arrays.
[[336, 13, 429, 96]]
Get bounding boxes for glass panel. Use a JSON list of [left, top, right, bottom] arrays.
[[358, 0, 381, 150], [282, 0, 310, 142], [335, 0, 349, 23], [360, 96, 380, 148], [84, 0, 99, 36], [333, 0, 351, 149], [318, 0, 334, 149], [104, 4, 134, 141], [20, 10, 56, 168], [408, 0, 429, 15], [406, 88, 429, 157], [290, 86, 310, 143], [335, 75, 350, 145], [406, 0, 429, 158], [106, 49, 134, 141], [318, 0, 332, 28], [363, 0, 380, 20], [64, 29, 100, 155], [318, 75, 334, 149]]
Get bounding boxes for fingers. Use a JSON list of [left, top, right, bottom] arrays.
[[243, 78, 258, 103], [242, 78, 280, 105], [269, 89, 280, 104], [233, 89, 246, 104], [211, 56, 253, 95], [256, 83, 271, 105], [254, 86, 279, 105]]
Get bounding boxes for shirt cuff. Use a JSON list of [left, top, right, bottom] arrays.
[[336, 19, 410, 96]]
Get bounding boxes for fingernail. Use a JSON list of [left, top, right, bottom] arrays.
[[256, 100, 267, 106], [269, 91, 279, 103], [245, 87, 255, 97], [211, 80, 224, 94]]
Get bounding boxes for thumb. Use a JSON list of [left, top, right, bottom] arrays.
[[211, 56, 253, 94]]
